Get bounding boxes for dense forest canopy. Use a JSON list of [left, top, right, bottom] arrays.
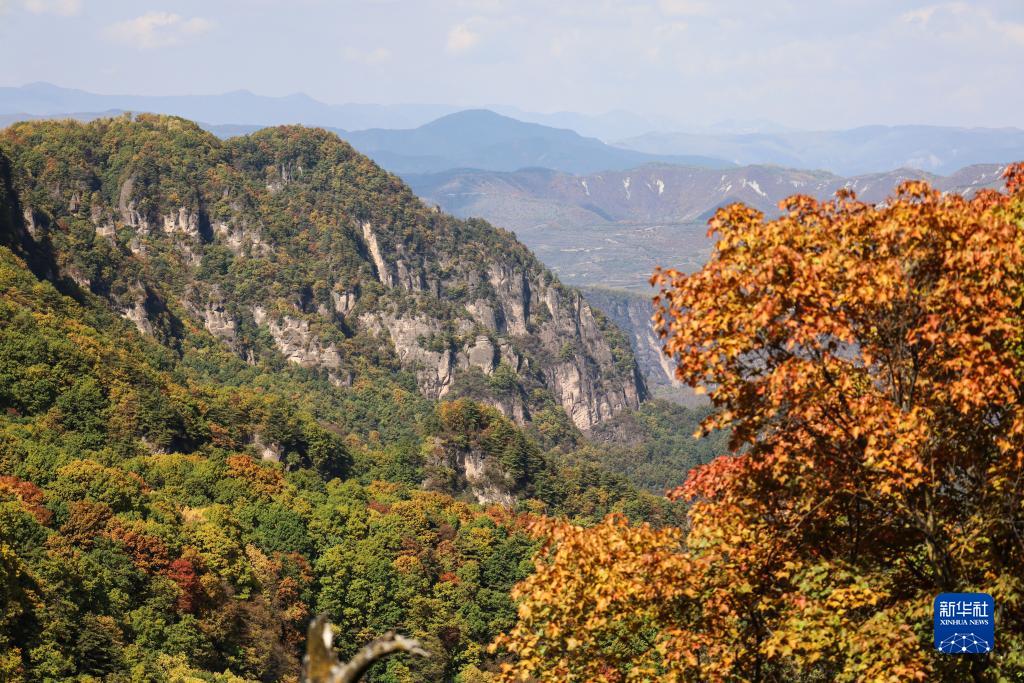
[[0, 115, 715, 682], [5, 113, 1016, 683]]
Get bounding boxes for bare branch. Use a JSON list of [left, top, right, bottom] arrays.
[[302, 615, 429, 683]]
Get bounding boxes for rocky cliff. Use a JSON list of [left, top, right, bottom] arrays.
[[0, 114, 642, 430], [581, 287, 702, 406]]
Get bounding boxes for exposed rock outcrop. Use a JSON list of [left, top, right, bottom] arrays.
[[250, 432, 283, 463], [203, 305, 237, 342], [253, 307, 343, 371], [582, 287, 703, 406], [370, 314, 466, 398], [118, 175, 150, 233], [362, 222, 394, 288], [2, 117, 644, 434], [465, 335, 497, 374], [461, 450, 516, 507]]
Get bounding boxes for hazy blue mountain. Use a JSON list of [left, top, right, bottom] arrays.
[[0, 81, 460, 129], [487, 106, 673, 142], [618, 125, 1024, 175], [0, 108, 729, 176], [0, 82, 678, 141], [6, 84, 1020, 178], [0, 108, 128, 128], [341, 109, 732, 174]]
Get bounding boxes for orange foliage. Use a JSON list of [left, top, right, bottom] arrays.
[[494, 166, 1024, 681], [0, 475, 51, 524], [104, 520, 170, 572], [225, 454, 286, 497], [59, 500, 113, 546]]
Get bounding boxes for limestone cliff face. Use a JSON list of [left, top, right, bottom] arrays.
[[582, 287, 703, 406], [353, 222, 644, 428], [431, 444, 517, 507], [0, 116, 643, 431]]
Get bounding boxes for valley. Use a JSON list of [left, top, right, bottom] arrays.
[[3, 1, 1022, 678], [408, 162, 1009, 291], [407, 160, 1010, 400], [0, 114, 727, 681]]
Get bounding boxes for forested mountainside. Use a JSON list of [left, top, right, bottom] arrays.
[[0, 115, 708, 682], [1, 114, 642, 431]]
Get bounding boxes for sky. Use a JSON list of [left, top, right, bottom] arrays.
[[1, 0, 1023, 129]]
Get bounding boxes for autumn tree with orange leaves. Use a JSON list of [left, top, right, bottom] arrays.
[[493, 166, 1024, 682]]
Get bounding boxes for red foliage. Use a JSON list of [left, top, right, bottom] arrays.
[[367, 500, 391, 514], [0, 475, 52, 525], [165, 557, 203, 613], [105, 521, 170, 572]]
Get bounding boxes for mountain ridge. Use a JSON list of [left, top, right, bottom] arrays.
[[408, 162, 1009, 290], [0, 113, 643, 434], [340, 109, 733, 174], [617, 125, 1024, 175], [0, 114, 703, 682]]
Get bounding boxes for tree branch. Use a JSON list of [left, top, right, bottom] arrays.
[[302, 615, 429, 683]]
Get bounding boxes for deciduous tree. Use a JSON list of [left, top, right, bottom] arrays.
[[494, 166, 1024, 682]]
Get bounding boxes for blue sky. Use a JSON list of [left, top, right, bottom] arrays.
[[1, 0, 1023, 128]]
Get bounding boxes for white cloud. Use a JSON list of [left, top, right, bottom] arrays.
[[899, 2, 1024, 44], [22, 0, 81, 16], [344, 46, 392, 65], [900, 2, 976, 25], [999, 21, 1024, 44], [104, 11, 213, 50], [446, 22, 481, 54], [899, 6, 938, 24], [991, 16, 1024, 45]]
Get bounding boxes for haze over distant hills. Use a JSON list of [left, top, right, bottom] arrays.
[[195, 112, 733, 176], [0, 84, 732, 174], [409, 162, 1010, 290], [4, 83, 1023, 178], [0, 81, 460, 130], [619, 126, 1024, 176], [0, 82, 668, 140], [338, 110, 731, 174]]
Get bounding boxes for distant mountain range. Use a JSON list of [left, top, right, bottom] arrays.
[[0, 81, 459, 130], [0, 85, 732, 175], [0, 82, 670, 140], [337, 110, 731, 174], [206, 111, 732, 175], [4, 83, 1023, 178], [618, 126, 1024, 176], [407, 162, 1010, 290]]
